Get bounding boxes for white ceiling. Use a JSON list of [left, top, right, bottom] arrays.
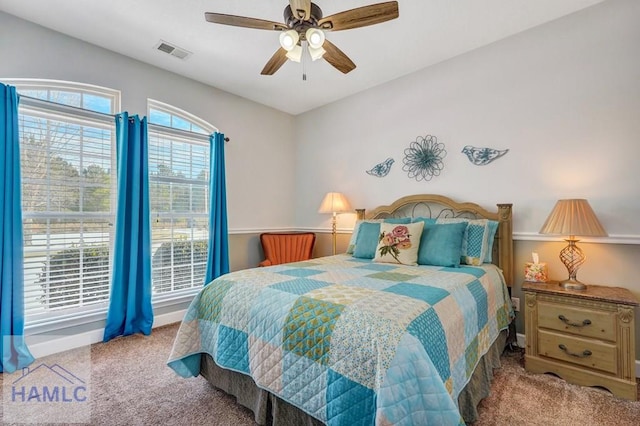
[[0, 0, 605, 115]]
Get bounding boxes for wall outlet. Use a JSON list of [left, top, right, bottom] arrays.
[[511, 297, 520, 312]]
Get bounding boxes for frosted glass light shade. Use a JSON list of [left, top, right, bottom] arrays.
[[279, 30, 299, 51], [308, 45, 326, 61], [306, 28, 325, 49], [285, 45, 302, 62]]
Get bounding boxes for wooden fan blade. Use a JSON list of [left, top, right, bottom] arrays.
[[289, 0, 311, 20], [261, 48, 289, 75], [318, 1, 399, 31], [205, 12, 287, 31], [323, 40, 356, 74]]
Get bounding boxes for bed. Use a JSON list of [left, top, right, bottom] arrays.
[[168, 194, 514, 425]]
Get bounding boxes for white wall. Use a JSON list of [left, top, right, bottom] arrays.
[[294, 0, 640, 360], [0, 11, 297, 232], [294, 0, 640, 240], [3, 2, 637, 241]]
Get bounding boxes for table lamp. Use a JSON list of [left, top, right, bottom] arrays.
[[539, 199, 607, 290], [318, 192, 352, 255]]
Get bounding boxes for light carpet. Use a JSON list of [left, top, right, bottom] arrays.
[[1, 323, 638, 425]]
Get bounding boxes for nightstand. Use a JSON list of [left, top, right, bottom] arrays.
[[523, 281, 638, 401]]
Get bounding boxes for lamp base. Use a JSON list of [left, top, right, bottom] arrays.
[[558, 279, 587, 291], [331, 213, 337, 256], [558, 238, 587, 290]]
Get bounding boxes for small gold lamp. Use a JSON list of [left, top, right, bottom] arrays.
[[318, 192, 352, 255], [539, 199, 607, 290]]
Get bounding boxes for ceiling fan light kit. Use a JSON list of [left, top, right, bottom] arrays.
[[204, 1, 399, 76], [306, 28, 325, 49], [279, 29, 299, 50], [308, 45, 326, 61], [286, 45, 303, 62]]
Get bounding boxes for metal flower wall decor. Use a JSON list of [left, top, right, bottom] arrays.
[[402, 135, 446, 181]]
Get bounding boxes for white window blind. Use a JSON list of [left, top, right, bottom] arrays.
[[148, 100, 214, 297], [13, 81, 118, 325]]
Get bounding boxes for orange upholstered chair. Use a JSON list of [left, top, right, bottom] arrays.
[[259, 232, 316, 267]]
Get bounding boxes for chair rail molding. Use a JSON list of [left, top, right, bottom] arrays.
[[515, 233, 640, 245]]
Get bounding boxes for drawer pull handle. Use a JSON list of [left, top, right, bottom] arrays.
[[558, 344, 592, 358], [558, 315, 591, 327]]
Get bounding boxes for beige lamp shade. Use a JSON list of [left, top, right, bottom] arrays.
[[318, 192, 352, 214], [539, 199, 607, 237]]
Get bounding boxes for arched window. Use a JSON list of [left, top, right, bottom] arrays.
[[149, 99, 212, 135], [7, 79, 120, 325], [147, 99, 216, 297]]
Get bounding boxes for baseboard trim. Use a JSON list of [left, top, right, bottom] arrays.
[[26, 309, 186, 359], [516, 332, 525, 349], [515, 332, 640, 379]]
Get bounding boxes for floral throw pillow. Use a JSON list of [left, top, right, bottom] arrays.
[[373, 222, 424, 266], [347, 218, 412, 254]]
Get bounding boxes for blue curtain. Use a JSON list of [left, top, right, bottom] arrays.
[[0, 83, 35, 373], [204, 132, 229, 285], [103, 113, 153, 342]]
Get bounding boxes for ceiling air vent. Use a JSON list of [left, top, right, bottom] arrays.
[[155, 40, 191, 60]]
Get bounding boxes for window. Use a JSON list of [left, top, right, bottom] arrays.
[[147, 100, 215, 297], [10, 80, 120, 325], [149, 101, 209, 135]]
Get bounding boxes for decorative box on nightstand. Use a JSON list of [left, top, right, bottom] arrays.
[[523, 281, 638, 401]]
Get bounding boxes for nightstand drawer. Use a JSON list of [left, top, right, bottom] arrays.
[[524, 282, 638, 400], [537, 301, 616, 341], [537, 329, 617, 374]]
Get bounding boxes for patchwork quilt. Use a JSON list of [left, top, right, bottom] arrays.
[[168, 254, 513, 426]]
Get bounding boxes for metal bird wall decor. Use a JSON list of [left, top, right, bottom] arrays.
[[366, 157, 394, 177], [461, 145, 509, 166]]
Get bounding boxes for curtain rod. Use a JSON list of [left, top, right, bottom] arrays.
[[17, 94, 230, 142], [148, 122, 230, 143]]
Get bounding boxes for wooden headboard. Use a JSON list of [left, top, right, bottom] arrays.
[[355, 194, 513, 287]]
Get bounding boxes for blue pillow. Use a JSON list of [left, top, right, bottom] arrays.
[[412, 217, 437, 226], [417, 222, 467, 267], [484, 220, 499, 263], [431, 218, 491, 265], [353, 222, 383, 259]]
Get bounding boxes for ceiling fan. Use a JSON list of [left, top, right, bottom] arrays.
[[204, 1, 399, 75]]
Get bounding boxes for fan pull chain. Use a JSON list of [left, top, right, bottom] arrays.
[[302, 41, 307, 81]]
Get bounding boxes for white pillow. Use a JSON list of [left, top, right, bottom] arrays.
[[373, 222, 424, 266]]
